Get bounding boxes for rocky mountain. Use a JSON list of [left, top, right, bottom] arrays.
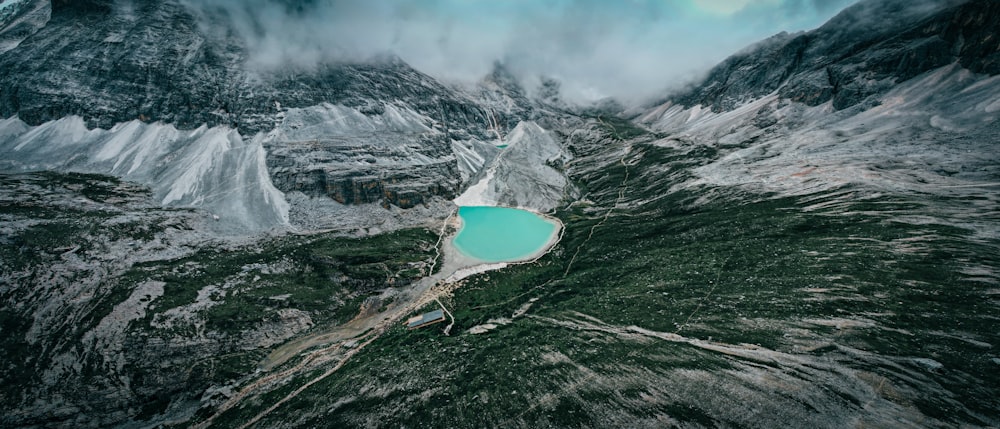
[[641, 0, 999, 205], [455, 121, 574, 212], [0, 0, 549, 233], [0, 0, 573, 427], [668, 0, 999, 111], [0, 0, 48, 54], [0, 0, 492, 134], [1, 0, 998, 428]]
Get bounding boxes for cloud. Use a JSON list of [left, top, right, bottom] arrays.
[[182, 0, 859, 104], [692, 0, 781, 16]]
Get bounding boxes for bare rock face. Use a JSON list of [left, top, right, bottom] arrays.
[[669, 0, 1000, 112], [0, 0, 524, 230], [262, 103, 465, 210], [0, 0, 492, 135], [454, 121, 573, 213], [0, 0, 50, 54]]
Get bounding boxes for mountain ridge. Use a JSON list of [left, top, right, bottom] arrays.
[[1, 0, 998, 428], [667, 0, 999, 112]]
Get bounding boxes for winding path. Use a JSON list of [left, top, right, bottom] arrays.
[[193, 119, 637, 428], [196, 207, 562, 428]]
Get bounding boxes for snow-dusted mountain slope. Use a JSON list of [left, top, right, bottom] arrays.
[[643, 64, 999, 197], [0, 0, 493, 135], [666, 0, 999, 112], [455, 121, 573, 212], [638, 0, 999, 239], [641, 63, 999, 241], [0, 116, 288, 233]]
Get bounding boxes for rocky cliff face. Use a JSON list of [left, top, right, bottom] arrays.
[[0, 0, 491, 135], [0, 0, 527, 224], [669, 0, 1000, 112], [0, 0, 49, 54], [263, 103, 463, 210], [454, 121, 574, 213]]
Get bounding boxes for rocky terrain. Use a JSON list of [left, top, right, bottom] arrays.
[[0, 171, 442, 427], [455, 121, 575, 212], [0, 0, 48, 54], [0, 0, 524, 228], [1, 0, 998, 428], [668, 0, 1000, 111]]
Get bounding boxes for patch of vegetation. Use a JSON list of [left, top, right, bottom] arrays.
[[242, 137, 1000, 427], [594, 114, 650, 140], [126, 227, 437, 335], [1, 171, 445, 428]]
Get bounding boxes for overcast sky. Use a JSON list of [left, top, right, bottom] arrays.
[[186, 0, 860, 103]]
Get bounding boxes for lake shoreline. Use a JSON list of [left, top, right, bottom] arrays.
[[452, 205, 562, 263], [443, 205, 563, 282]]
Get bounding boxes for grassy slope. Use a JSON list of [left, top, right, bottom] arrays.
[[239, 125, 1000, 428], [0, 172, 439, 427]]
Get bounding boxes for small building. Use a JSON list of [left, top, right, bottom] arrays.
[[405, 309, 446, 330]]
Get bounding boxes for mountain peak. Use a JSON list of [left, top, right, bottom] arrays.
[[669, 0, 998, 112], [483, 60, 526, 97]]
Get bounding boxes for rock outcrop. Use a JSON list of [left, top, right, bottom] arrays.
[[669, 0, 1000, 112], [0, 0, 491, 135], [0, 0, 49, 54], [0, 0, 530, 231], [454, 121, 573, 213]]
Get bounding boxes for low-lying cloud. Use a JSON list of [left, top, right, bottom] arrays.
[[183, 0, 858, 103]]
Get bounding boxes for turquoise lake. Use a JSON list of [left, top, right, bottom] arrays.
[[453, 206, 557, 263]]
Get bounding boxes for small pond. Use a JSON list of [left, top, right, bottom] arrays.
[[452, 206, 558, 263]]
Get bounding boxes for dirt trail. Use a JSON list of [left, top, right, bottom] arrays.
[[436, 297, 456, 335], [470, 126, 634, 312], [259, 210, 459, 371], [563, 122, 633, 277], [196, 209, 562, 428], [191, 340, 352, 429]]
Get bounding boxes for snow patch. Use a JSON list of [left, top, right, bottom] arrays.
[[453, 165, 496, 207]]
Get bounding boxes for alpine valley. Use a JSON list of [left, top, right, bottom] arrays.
[[1, 0, 998, 428]]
